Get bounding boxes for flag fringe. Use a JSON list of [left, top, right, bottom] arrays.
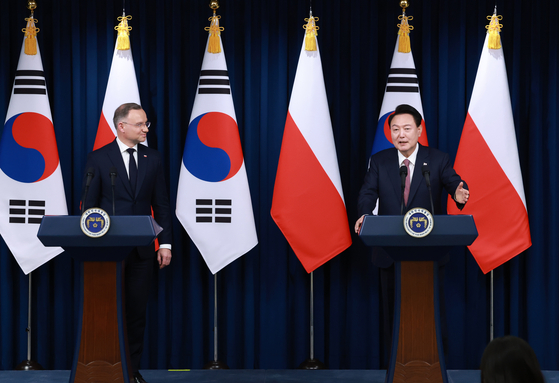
[[22, 16, 39, 55], [303, 16, 319, 51], [115, 15, 132, 51], [205, 10, 224, 54], [486, 13, 503, 50], [397, 13, 414, 53]]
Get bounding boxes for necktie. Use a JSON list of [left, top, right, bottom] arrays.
[[403, 158, 411, 206], [127, 148, 137, 195]]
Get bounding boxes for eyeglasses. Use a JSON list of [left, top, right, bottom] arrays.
[[121, 121, 151, 129]]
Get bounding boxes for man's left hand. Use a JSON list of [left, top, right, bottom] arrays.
[[157, 248, 172, 269], [455, 182, 470, 204]]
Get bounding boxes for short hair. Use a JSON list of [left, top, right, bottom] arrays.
[[388, 104, 423, 128], [113, 103, 143, 127], [480, 336, 545, 383]]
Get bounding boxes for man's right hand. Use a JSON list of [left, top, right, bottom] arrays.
[[354, 215, 365, 234]]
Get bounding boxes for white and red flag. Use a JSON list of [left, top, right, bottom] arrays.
[[176, 15, 257, 274], [94, 15, 143, 150], [448, 13, 531, 273], [271, 15, 352, 273], [0, 16, 67, 274]]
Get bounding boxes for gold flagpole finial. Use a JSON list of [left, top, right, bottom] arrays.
[[397, 1, 413, 53], [27, 1, 37, 12], [205, 0, 223, 53], [23, 1, 39, 55], [486, 8, 503, 50]]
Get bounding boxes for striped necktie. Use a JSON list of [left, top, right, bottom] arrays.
[[403, 158, 410, 206]]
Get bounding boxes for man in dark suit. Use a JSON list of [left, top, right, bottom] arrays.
[[82, 103, 172, 383], [354, 103, 469, 365]]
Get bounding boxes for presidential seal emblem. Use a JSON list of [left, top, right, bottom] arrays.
[[81, 208, 110, 238], [403, 208, 434, 238]]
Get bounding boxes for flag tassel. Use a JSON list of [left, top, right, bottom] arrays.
[[23, 16, 39, 55], [115, 15, 132, 51], [205, 9, 224, 54], [397, 13, 414, 53], [486, 13, 503, 50], [303, 14, 319, 51]]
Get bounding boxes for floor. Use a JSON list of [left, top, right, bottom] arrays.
[[2, 369, 559, 383], [0, 369, 484, 383]]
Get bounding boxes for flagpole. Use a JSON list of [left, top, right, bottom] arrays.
[[298, 271, 326, 369], [15, 272, 43, 370], [203, 272, 229, 369], [490, 270, 494, 341]]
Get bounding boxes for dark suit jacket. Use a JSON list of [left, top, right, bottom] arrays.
[[82, 139, 172, 258], [357, 144, 467, 267]]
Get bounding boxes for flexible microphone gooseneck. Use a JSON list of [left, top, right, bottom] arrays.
[[422, 163, 436, 215], [110, 167, 117, 216], [81, 168, 95, 214], [400, 165, 408, 215]]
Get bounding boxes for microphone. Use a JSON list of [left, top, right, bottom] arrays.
[[110, 167, 117, 216], [422, 163, 435, 214], [400, 165, 408, 215], [85, 168, 95, 187], [81, 168, 95, 214]]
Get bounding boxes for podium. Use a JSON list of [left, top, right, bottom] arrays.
[[38, 215, 160, 383], [359, 215, 477, 383]]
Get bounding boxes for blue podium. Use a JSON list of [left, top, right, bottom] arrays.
[[38, 215, 160, 383], [359, 215, 477, 383]]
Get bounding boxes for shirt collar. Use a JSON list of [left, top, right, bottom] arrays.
[[116, 137, 138, 154], [397, 144, 419, 167]]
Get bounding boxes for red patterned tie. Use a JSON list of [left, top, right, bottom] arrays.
[[404, 158, 411, 206]]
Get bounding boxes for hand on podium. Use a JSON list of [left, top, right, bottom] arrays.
[[354, 215, 365, 234]]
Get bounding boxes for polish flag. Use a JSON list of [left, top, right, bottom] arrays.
[[448, 32, 531, 273], [271, 20, 352, 273], [94, 33, 142, 150], [0, 23, 67, 274]]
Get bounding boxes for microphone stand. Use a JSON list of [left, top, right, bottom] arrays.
[[422, 165, 435, 214], [81, 169, 95, 214], [81, 189, 88, 214], [110, 169, 117, 216]]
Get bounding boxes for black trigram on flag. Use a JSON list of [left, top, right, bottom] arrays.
[[196, 199, 232, 223], [13, 70, 47, 95], [198, 70, 231, 95], [386, 68, 419, 93], [9, 200, 46, 224]]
